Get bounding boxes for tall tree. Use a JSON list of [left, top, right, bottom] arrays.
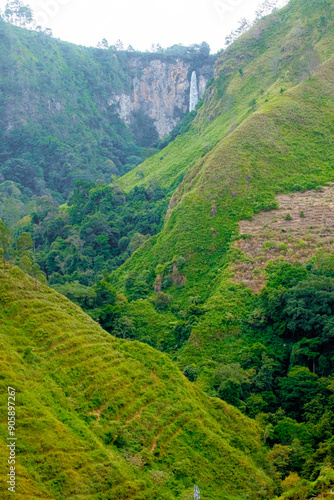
[[97, 38, 109, 49], [115, 39, 124, 51], [16, 232, 33, 255], [4, 0, 34, 28]]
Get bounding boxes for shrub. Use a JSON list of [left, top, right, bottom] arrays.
[[118, 236, 130, 251], [154, 292, 171, 311], [174, 256, 186, 269], [264, 241, 277, 249], [174, 322, 192, 348], [162, 276, 172, 289], [183, 365, 200, 382]]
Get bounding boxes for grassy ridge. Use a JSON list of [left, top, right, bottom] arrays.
[[172, 55, 334, 372], [0, 265, 273, 499]]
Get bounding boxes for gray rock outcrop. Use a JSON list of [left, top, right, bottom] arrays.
[[109, 58, 212, 139]]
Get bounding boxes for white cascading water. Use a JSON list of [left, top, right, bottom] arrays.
[[189, 71, 199, 112]]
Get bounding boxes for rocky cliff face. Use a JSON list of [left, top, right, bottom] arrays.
[[110, 57, 212, 138]]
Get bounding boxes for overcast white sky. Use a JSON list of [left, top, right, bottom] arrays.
[[0, 0, 289, 52]]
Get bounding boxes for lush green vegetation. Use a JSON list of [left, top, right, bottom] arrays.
[[1, 0, 334, 497], [0, 13, 213, 224], [202, 261, 334, 496], [104, 0, 334, 496], [0, 265, 274, 499], [0, 17, 146, 196], [20, 179, 168, 282]]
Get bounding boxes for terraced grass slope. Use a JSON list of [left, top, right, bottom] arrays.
[[0, 265, 273, 499]]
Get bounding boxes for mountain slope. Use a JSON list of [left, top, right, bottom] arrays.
[[107, 0, 334, 440], [114, 0, 334, 305], [0, 18, 141, 197], [0, 265, 273, 499]]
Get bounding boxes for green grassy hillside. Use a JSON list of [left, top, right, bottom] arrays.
[[114, 0, 334, 308], [119, 0, 334, 195], [0, 264, 274, 499]]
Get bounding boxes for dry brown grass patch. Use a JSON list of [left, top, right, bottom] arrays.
[[231, 184, 334, 292]]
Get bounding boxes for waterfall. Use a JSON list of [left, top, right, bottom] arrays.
[[189, 71, 199, 112]]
